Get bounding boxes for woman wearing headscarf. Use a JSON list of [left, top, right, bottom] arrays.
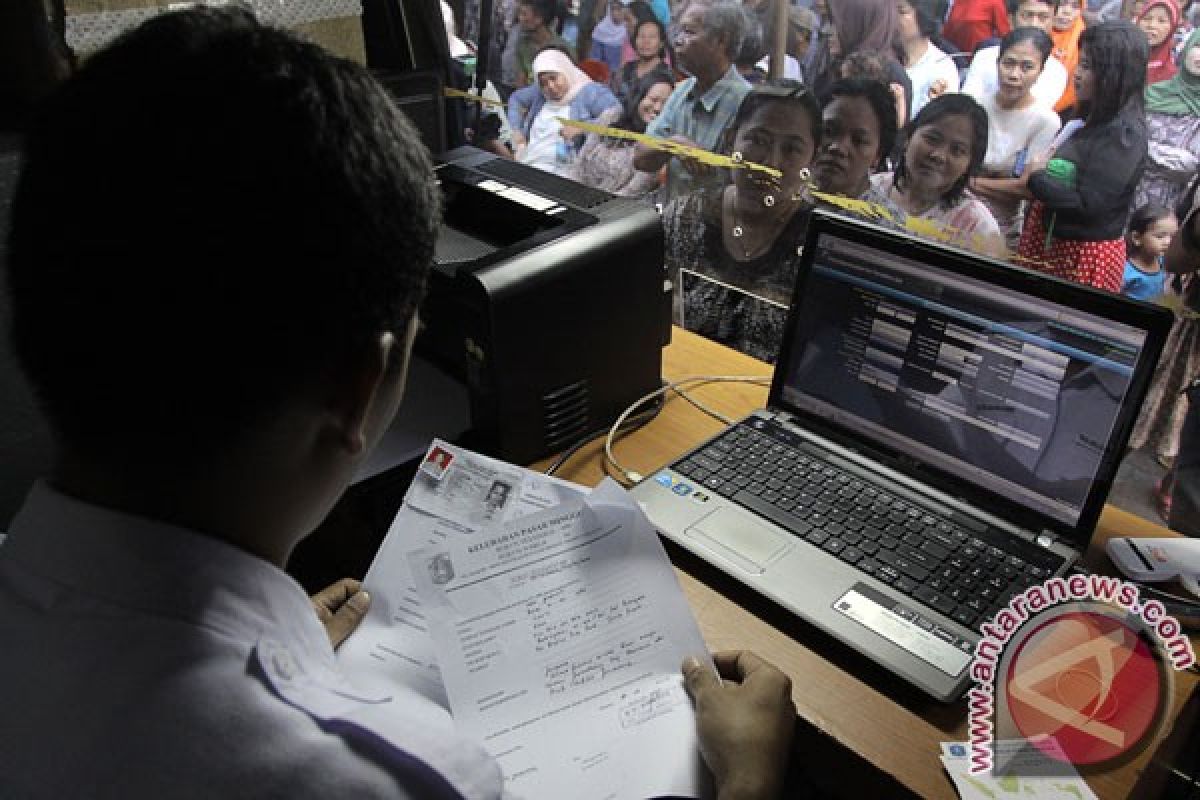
[[813, 0, 913, 120], [507, 48, 620, 173], [1134, 28, 1200, 212], [1137, 0, 1182, 84]]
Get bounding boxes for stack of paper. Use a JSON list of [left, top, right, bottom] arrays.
[[338, 441, 713, 799]]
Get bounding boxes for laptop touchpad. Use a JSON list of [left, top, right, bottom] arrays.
[[685, 508, 793, 575]]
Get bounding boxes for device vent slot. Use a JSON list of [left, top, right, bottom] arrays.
[[542, 381, 591, 450]]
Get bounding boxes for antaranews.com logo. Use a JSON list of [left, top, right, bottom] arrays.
[[967, 573, 1196, 775]]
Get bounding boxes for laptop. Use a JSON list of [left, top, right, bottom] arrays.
[[631, 211, 1173, 701]]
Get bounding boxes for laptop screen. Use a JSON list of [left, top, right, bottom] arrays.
[[775, 227, 1152, 531]]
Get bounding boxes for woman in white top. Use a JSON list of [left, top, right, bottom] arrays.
[[509, 48, 619, 174], [965, 27, 1062, 250], [896, 0, 961, 116]]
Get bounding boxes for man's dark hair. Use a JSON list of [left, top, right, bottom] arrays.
[[1077, 20, 1148, 126], [1007, 0, 1062, 15], [894, 93, 989, 209], [519, 0, 564, 28], [826, 77, 899, 169], [7, 7, 440, 459], [998, 26, 1054, 64]]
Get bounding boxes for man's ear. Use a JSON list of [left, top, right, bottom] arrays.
[[337, 330, 397, 456]]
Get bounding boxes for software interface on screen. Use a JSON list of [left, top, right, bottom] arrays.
[[779, 233, 1149, 527]]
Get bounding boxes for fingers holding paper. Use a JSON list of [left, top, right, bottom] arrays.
[[683, 650, 796, 800], [312, 577, 371, 649]]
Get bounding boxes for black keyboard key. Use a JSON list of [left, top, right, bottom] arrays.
[[920, 539, 951, 561], [876, 550, 931, 583], [952, 606, 978, 628], [841, 531, 863, 546], [860, 525, 884, 541], [897, 544, 938, 570], [806, 529, 830, 546], [859, 540, 880, 556], [840, 546, 864, 565], [731, 490, 813, 539], [823, 538, 846, 555], [876, 565, 900, 584], [859, 557, 880, 576], [914, 586, 957, 616], [893, 576, 917, 595]]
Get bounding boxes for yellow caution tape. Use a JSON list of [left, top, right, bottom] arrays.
[[442, 87, 507, 109], [557, 117, 784, 180]]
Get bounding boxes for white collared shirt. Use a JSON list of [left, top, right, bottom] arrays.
[[0, 483, 505, 799]]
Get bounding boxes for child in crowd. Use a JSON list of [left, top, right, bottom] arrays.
[[1122, 203, 1180, 300]]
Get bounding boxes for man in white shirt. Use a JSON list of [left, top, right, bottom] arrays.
[[961, 0, 1069, 107], [0, 6, 797, 799]]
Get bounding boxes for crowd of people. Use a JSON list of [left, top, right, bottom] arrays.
[[457, 0, 1200, 527]]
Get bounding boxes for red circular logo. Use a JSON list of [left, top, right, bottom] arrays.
[[1004, 610, 1163, 766]]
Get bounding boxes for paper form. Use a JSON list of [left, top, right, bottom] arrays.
[[337, 442, 590, 706], [409, 479, 711, 800]]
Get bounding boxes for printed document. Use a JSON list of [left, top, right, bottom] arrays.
[[337, 441, 589, 705], [408, 478, 711, 800]]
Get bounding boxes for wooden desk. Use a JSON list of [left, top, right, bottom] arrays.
[[536, 327, 1199, 800]]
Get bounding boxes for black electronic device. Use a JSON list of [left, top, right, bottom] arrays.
[[419, 146, 668, 465]]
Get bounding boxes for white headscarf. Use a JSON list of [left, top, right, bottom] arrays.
[[591, 1, 628, 47], [531, 49, 592, 104]]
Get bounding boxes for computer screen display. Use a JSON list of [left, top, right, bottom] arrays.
[[776, 232, 1150, 527]]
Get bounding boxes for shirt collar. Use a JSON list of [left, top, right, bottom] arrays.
[[3, 481, 330, 659], [688, 65, 747, 113]]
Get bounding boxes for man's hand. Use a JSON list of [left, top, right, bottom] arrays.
[[669, 134, 713, 179], [683, 651, 796, 800], [311, 578, 371, 649]]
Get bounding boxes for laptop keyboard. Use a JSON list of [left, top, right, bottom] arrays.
[[672, 422, 1065, 632]]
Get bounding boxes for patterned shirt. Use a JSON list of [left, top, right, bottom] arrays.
[[645, 66, 750, 203]]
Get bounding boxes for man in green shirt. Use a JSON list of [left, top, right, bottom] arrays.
[[514, 0, 575, 88]]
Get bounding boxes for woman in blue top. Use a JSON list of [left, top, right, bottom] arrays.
[[508, 48, 620, 174]]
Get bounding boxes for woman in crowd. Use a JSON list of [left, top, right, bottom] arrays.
[[588, 0, 629, 75], [508, 48, 619, 173], [967, 28, 1062, 250], [1017, 21, 1149, 291], [610, 10, 670, 104], [896, 0, 961, 116], [814, 0, 912, 118], [618, 1, 665, 68], [811, 78, 899, 207], [1135, 28, 1200, 213], [871, 94, 1006, 256], [1050, 0, 1086, 112], [663, 83, 821, 362], [1131, 177, 1200, 516], [568, 68, 674, 195], [1137, 0, 1182, 84]]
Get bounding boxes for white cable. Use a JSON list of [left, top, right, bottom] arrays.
[[603, 374, 771, 485], [671, 384, 736, 425]]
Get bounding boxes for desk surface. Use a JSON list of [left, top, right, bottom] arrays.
[[535, 327, 1198, 800]]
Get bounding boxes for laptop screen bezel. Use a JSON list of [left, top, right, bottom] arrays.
[[771, 211, 1173, 548]]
